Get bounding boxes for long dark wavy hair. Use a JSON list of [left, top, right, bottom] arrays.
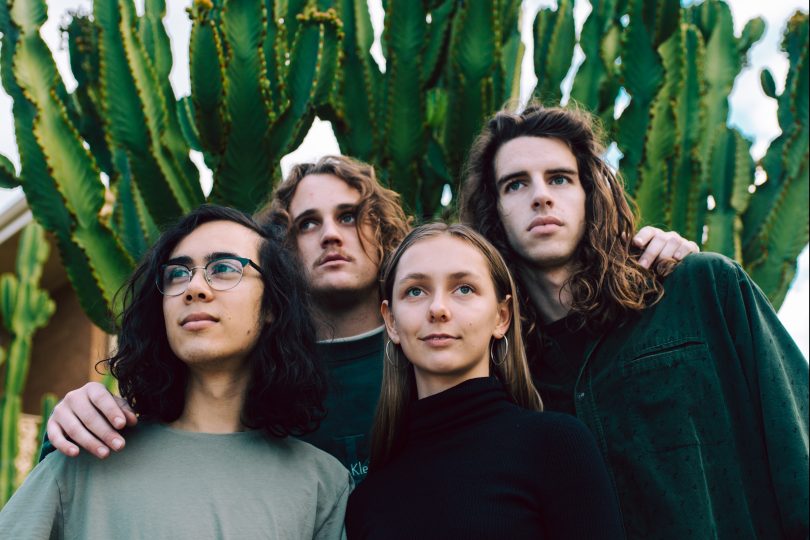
[[460, 103, 664, 334], [106, 204, 327, 437]]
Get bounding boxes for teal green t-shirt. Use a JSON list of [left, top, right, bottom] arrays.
[[3, 422, 351, 539]]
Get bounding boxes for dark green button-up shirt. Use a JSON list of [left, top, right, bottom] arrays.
[[534, 253, 809, 540]]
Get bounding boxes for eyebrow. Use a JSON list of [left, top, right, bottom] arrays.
[[165, 252, 240, 266], [495, 167, 579, 188], [398, 271, 481, 283]]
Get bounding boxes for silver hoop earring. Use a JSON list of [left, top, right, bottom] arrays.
[[491, 336, 508, 366], [385, 340, 398, 367]]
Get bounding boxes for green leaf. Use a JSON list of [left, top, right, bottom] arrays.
[[760, 68, 777, 99], [0, 154, 19, 189]]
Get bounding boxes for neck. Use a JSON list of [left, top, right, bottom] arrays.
[[518, 264, 575, 324], [414, 362, 491, 400], [313, 290, 383, 340], [170, 365, 250, 433]]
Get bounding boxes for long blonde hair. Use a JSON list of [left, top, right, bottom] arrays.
[[371, 223, 542, 469]]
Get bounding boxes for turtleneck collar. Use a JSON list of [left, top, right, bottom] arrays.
[[406, 377, 513, 441]]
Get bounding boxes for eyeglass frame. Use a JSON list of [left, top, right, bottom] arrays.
[[156, 256, 265, 297]]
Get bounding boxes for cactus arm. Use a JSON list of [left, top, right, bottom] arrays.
[[264, 5, 342, 189], [140, 0, 202, 191], [614, 0, 665, 195], [742, 12, 809, 307], [421, 0, 455, 87], [0, 155, 20, 189], [188, 7, 228, 164], [209, 0, 274, 209], [746, 158, 809, 308], [32, 393, 57, 472], [326, 0, 381, 161], [501, 29, 524, 106], [382, 0, 427, 213], [94, 0, 192, 227], [0, 223, 55, 505], [118, 0, 202, 210], [64, 14, 114, 176], [703, 128, 753, 259], [669, 24, 706, 242], [531, 0, 575, 105], [570, 0, 618, 112], [11, 3, 134, 314]]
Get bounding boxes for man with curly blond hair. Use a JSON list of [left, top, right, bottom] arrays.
[[460, 103, 809, 539]]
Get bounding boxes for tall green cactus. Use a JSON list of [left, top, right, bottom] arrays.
[[0, 222, 56, 507], [0, 0, 807, 328]]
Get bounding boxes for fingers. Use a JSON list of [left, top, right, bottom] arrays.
[[116, 396, 138, 427], [673, 240, 699, 260], [632, 226, 657, 249], [634, 227, 698, 268], [637, 235, 668, 268], [47, 383, 130, 459]]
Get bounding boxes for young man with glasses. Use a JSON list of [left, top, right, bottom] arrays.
[[460, 104, 809, 539], [0, 205, 350, 539], [40, 155, 698, 485]]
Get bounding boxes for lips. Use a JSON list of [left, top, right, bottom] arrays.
[[316, 251, 352, 266], [419, 333, 459, 346], [180, 312, 219, 328], [527, 215, 564, 231]]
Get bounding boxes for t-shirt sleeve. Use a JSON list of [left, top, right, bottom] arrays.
[[723, 262, 809, 537], [537, 414, 625, 539], [314, 471, 352, 540], [0, 456, 63, 539]]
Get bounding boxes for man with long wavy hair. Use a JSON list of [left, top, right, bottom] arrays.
[[460, 103, 809, 539]]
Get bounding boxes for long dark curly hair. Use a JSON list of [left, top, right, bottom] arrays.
[[460, 103, 664, 334], [107, 204, 327, 437]]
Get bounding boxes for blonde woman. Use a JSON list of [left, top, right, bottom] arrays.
[[345, 223, 624, 539]]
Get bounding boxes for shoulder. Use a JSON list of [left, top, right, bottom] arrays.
[[273, 436, 352, 488], [511, 409, 599, 452], [667, 252, 740, 281]]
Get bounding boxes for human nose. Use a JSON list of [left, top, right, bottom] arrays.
[[531, 179, 553, 210], [428, 292, 451, 322], [320, 217, 344, 247], [184, 267, 213, 301]]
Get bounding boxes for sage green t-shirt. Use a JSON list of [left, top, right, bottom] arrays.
[[0, 422, 351, 539]]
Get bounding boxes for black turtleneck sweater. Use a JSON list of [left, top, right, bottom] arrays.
[[345, 377, 625, 540]]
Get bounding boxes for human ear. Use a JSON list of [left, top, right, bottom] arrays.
[[381, 300, 401, 344], [493, 294, 512, 339]]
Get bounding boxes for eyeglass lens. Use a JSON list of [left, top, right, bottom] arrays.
[[159, 258, 245, 296]]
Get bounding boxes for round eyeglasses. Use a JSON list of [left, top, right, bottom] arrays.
[[157, 257, 264, 296]]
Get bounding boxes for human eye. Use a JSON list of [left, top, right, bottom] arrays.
[[404, 287, 424, 298], [299, 219, 318, 232], [503, 179, 525, 193], [164, 265, 190, 284], [455, 284, 475, 295], [208, 259, 242, 277], [549, 175, 570, 186], [338, 212, 356, 225]]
